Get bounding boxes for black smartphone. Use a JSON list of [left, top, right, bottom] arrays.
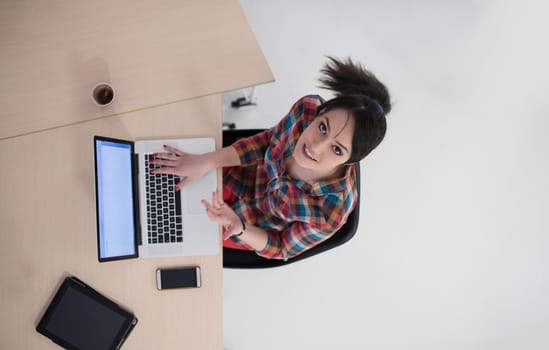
[[156, 266, 201, 290]]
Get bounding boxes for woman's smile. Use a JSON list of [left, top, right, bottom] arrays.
[[303, 144, 317, 161]]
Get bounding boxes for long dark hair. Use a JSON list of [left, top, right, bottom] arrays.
[[318, 56, 391, 163]]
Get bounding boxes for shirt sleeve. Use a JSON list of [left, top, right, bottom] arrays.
[[230, 129, 273, 166], [254, 222, 335, 259], [254, 193, 356, 260]]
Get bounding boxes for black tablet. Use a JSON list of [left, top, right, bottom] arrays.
[[36, 277, 138, 350]]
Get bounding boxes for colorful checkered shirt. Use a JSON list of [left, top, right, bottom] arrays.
[[224, 95, 358, 259]]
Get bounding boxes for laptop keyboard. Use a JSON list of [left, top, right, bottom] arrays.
[[144, 154, 183, 244]]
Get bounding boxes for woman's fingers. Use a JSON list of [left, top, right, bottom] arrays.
[[201, 197, 243, 240], [163, 144, 188, 156], [212, 190, 225, 208], [202, 196, 231, 219], [150, 150, 211, 194], [149, 152, 177, 174], [217, 189, 225, 206], [212, 190, 226, 209], [150, 167, 172, 175], [150, 166, 178, 176], [201, 199, 213, 212], [201, 199, 225, 223], [202, 195, 241, 239], [202, 198, 221, 215], [153, 152, 178, 161], [150, 158, 175, 167]]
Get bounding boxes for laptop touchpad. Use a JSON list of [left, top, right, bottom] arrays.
[[186, 171, 216, 214]]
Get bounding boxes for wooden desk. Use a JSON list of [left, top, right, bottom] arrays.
[[0, 0, 273, 139], [0, 95, 223, 349]]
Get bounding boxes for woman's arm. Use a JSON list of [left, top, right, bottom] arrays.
[[230, 224, 269, 252], [202, 190, 341, 259], [201, 190, 269, 251], [151, 144, 240, 190], [255, 222, 334, 260], [230, 129, 273, 166], [152, 126, 274, 190]]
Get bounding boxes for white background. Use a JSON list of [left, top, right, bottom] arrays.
[[223, 1, 549, 349]]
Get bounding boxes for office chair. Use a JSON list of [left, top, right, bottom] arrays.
[[222, 129, 361, 269]]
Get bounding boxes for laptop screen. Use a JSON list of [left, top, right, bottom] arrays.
[[94, 137, 138, 261]]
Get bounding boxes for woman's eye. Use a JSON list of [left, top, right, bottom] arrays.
[[319, 121, 327, 134], [332, 145, 342, 156]]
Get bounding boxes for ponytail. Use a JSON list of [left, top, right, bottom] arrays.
[[319, 56, 391, 114], [317, 56, 392, 162]]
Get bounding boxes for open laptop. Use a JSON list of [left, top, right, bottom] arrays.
[[93, 136, 219, 262]]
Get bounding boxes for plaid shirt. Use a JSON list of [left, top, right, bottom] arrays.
[[224, 95, 358, 259]]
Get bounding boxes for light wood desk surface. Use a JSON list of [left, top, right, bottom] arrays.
[[0, 0, 273, 140], [0, 95, 224, 349]]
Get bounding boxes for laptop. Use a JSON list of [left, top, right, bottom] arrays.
[[93, 136, 219, 262]]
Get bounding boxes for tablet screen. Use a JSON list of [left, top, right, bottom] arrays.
[[37, 277, 137, 350]]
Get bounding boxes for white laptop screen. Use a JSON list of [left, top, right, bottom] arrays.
[[94, 138, 138, 261]]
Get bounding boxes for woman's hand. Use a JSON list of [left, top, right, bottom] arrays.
[[201, 190, 243, 240], [150, 145, 213, 190]]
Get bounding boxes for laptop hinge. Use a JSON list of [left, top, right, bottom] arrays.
[[132, 153, 142, 246]]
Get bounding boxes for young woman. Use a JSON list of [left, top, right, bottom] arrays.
[[151, 57, 391, 260]]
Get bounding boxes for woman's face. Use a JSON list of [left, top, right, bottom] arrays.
[[293, 108, 354, 173]]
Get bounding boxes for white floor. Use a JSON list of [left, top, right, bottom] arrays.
[[223, 1, 549, 349]]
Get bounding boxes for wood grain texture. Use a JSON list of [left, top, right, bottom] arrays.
[[0, 95, 223, 350], [0, 0, 273, 139]]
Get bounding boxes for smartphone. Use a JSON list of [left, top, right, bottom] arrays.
[[156, 266, 201, 290]]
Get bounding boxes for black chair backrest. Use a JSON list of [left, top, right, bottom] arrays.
[[222, 129, 360, 268]]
